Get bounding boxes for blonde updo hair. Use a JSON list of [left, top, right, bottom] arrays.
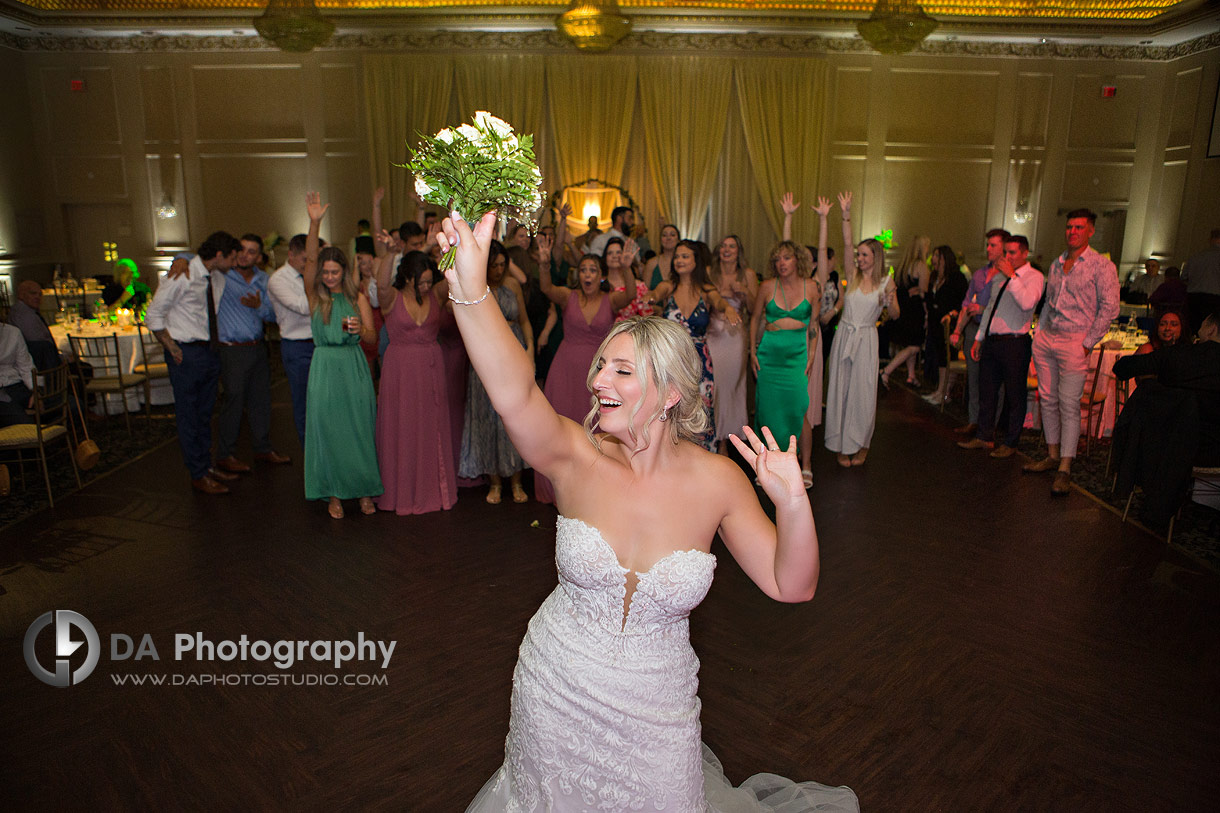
[[582, 316, 710, 451]]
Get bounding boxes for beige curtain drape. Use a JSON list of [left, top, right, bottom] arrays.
[[363, 55, 454, 225], [454, 55, 547, 150], [733, 57, 829, 241], [546, 55, 637, 193], [636, 57, 731, 241]]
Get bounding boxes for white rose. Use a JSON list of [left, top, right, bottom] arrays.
[[415, 177, 433, 198], [457, 123, 482, 143], [435, 128, 455, 144], [474, 111, 513, 139]]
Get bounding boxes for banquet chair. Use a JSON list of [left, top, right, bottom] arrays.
[[134, 323, 172, 419], [1122, 466, 1220, 547], [1080, 349, 1108, 457], [68, 333, 147, 435], [0, 363, 81, 507], [939, 314, 969, 413], [1106, 377, 1131, 488]]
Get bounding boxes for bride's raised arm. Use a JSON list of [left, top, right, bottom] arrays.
[[438, 212, 587, 478], [719, 427, 820, 604]]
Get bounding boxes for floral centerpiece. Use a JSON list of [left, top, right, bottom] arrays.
[[405, 111, 544, 270]]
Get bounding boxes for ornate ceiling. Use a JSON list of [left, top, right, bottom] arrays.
[[0, 0, 1194, 17], [0, 0, 1216, 53]]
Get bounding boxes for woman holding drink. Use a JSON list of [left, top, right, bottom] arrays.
[[301, 191, 383, 518]]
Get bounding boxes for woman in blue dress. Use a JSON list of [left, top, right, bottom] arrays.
[[649, 239, 742, 451]]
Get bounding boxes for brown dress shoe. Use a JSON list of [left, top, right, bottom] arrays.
[[1022, 456, 1061, 473], [255, 450, 292, 465], [209, 467, 240, 481], [989, 445, 1016, 459], [957, 438, 994, 450], [1050, 470, 1072, 495], [954, 423, 978, 436], [216, 455, 251, 473], [192, 476, 230, 495]]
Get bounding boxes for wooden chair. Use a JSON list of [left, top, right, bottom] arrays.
[[134, 323, 172, 419], [0, 363, 81, 507], [68, 333, 147, 435], [1080, 348, 1108, 457]]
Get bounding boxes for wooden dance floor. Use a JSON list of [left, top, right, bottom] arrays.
[[2, 384, 1218, 810]]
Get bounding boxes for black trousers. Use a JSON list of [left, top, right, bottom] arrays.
[[0, 382, 33, 428], [977, 334, 1032, 448], [217, 343, 272, 458]]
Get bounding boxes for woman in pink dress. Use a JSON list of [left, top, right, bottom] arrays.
[[534, 237, 635, 504], [373, 245, 457, 514]]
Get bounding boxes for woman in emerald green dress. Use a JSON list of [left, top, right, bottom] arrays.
[[749, 240, 820, 489], [302, 191, 383, 518]]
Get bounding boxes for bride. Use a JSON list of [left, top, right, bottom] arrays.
[[437, 213, 858, 812]]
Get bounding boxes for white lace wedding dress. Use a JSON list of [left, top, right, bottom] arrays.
[[467, 515, 860, 812]]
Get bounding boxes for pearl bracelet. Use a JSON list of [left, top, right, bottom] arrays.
[[449, 285, 491, 306]]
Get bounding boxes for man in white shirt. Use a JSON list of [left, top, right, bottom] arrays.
[[0, 322, 35, 428], [268, 233, 312, 447], [145, 231, 240, 494], [1023, 208, 1120, 495], [958, 235, 1045, 458], [587, 206, 635, 257]]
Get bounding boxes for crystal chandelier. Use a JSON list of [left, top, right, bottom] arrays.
[[857, 0, 938, 55], [254, 0, 335, 53], [556, 0, 632, 52]]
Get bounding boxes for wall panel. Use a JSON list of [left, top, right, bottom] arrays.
[[141, 66, 180, 145], [1013, 73, 1052, 148], [881, 157, 990, 254], [53, 154, 127, 200], [1168, 67, 1203, 150], [832, 67, 869, 145], [1149, 160, 1187, 258], [198, 154, 309, 238], [888, 69, 998, 146], [191, 65, 306, 143], [1061, 161, 1133, 205], [1067, 74, 1143, 150], [40, 66, 121, 146]]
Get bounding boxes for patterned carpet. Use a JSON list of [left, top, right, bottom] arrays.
[[0, 407, 179, 530], [909, 379, 1220, 574]]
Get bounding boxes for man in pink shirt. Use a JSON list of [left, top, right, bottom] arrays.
[[1023, 209, 1120, 495]]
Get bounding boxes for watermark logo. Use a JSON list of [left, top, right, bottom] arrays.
[[24, 610, 100, 687]]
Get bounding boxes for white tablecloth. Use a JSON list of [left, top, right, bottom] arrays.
[[49, 323, 174, 415]]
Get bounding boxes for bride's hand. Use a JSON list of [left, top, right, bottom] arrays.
[[729, 426, 804, 501], [437, 210, 499, 299]]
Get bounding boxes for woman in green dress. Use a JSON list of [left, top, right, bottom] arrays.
[[302, 191, 383, 518], [749, 240, 820, 489]]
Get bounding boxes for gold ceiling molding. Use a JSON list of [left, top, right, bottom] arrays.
[[2, 26, 1217, 58], [3, 0, 1190, 20]]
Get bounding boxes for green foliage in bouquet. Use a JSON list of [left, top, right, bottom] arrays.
[[404, 111, 544, 270]]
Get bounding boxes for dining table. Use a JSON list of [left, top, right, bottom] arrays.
[[49, 320, 174, 415]]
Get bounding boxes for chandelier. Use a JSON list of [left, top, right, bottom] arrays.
[[556, 0, 632, 52], [857, 0, 938, 55], [254, 0, 335, 53]]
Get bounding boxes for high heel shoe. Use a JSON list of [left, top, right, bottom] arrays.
[[359, 496, 376, 515], [328, 498, 344, 519], [879, 371, 891, 391], [511, 483, 528, 503], [486, 484, 502, 504]]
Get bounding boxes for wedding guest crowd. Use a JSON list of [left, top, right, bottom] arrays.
[[117, 182, 1212, 519]]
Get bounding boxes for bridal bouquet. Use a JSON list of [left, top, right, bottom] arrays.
[[406, 111, 544, 270]]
